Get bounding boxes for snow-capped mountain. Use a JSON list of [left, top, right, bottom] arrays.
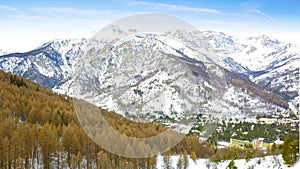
[[0, 39, 86, 88], [202, 32, 299, 101], [65, 26, 288, 120], [0, 27, 297, 119]]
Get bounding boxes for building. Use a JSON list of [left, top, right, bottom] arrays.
[[253, 138, 264, 149], [258, 118, 277, 124], [230, 138, 274, 150], [230, 138, 252, 149], [253, 138, 274, 150]]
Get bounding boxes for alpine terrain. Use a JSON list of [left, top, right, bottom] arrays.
[[0, 26, 298, 121]]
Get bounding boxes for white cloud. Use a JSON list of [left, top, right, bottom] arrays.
[[199, 20, 228, 25], [31, 7, 101, 15], [253, 9, 275, 22], [7, 14, 51, 21], [239, 1, 275, 22], [129, 0, 220, 14], [0, 5, 20, 13], [31, 7, 126, 17]]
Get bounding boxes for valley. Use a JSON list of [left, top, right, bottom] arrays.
[[0, 29, 299, 168]]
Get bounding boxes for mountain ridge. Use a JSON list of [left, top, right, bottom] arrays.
[[0, 30, 298, 118]]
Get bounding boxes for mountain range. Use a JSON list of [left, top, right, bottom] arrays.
[[0, 28, 298, 120]]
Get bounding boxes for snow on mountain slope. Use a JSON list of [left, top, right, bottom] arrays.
[[202, 31, 299, 101], [68, 28, 287, 121], [203, 32, 298, 72], [0, 39, 86, 88], [0, 28, 296, 117]]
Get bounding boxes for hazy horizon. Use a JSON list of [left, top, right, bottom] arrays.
[[0, 0, 299, 53]]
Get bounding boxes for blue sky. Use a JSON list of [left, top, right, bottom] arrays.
[[0, 0, 299, 52]]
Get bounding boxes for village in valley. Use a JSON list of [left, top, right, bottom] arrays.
[[195, 112, 298, 149], [152, 103, 299, 152]]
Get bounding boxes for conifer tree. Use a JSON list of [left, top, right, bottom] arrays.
[[39, 123, 58, 169], [227, 160, 237, 169]]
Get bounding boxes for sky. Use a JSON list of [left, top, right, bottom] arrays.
[[0, 0, 299, 53]]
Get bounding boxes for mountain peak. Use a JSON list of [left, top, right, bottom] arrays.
[[40, 38, 86, 50], [0, 38, 86, 88], [246, 35, 280, 47]]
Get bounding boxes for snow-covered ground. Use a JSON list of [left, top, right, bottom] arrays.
[[156, 154, 300, 169]]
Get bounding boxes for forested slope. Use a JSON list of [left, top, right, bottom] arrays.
[[0, 70, 287, 168], [0, 70, 204, 168]]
